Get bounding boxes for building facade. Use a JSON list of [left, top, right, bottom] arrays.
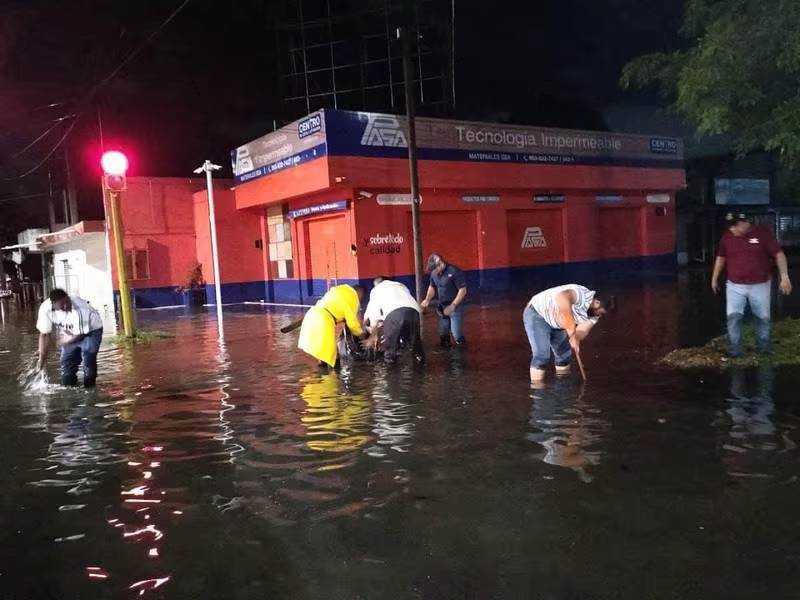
[[103, 110, 685, 307]]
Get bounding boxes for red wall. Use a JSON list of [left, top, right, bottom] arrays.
[[231, 153, 683, 292], [327, 155, 685, 193], [107, 177, 202, 290], [351, 189, 675, 280], [193, 187, 264, 285], [235, 158, 331, 210]]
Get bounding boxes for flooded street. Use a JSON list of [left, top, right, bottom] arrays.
[[2, 271, 800, 599]]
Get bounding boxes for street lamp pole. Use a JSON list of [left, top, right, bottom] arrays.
[[194, 160, 224, 339]]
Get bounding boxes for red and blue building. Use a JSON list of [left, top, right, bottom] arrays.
[[107, 110, 685, 307]]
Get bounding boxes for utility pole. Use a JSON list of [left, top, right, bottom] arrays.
[[194, 160, 224, 340], [398, 26, 425, 302]]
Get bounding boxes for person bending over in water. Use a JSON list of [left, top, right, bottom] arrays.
[[36, 288, 104, 387], [523, 284, 614, 382], [298, 284, 369, 369]]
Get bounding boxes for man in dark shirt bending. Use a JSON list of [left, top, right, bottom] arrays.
[[711, 213, 793, 357], [421, 253, 468, 347]]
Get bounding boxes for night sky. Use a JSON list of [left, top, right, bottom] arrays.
[[0, 0, 684, 242]]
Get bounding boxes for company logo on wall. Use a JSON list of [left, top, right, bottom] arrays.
[[521, 227, 547, 249], [360, 115, 408, 147], [365, 232, 404, 255], [298, 113, 322, 139]]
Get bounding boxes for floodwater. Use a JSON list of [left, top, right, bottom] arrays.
[[2, 270, 800, 599]]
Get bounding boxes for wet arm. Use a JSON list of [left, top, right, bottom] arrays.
[[556, 290, 579, 334], [574, 320, 596, 341], [421, 285, 436, 306], [343, 304, 364, 338], [37, 333, 51, 369], [451, 287, 467, 308], [775, 252, 790, 280]]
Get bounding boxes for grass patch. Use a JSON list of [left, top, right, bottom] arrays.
[[107, 330, 174, 346], [660, 318, 800, 370]]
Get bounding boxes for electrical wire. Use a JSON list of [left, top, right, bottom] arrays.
[[9, 115, 74, 160], [1, 0, 193, 181], [1, 118, 79, 181]]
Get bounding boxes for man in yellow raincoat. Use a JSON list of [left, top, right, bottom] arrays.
[[298, 284, 367, 368]]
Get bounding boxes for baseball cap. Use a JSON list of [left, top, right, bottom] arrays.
[[427, 253, 443, 271], [725, 212, 750, 224]]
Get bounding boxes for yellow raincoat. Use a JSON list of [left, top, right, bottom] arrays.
[[298, 285, 364, 367]]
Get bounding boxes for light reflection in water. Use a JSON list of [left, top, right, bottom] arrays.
[[300, 372, 372, 456]]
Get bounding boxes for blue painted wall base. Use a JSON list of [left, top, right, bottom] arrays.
[[119, 254, 676, 309]]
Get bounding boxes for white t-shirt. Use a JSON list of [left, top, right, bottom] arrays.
[[36, 296, 103, 336], [364, 280, 420, 324], [529, 284, 598, 330]]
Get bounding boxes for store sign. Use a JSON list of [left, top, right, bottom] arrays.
[[325, 110, 684, 168], [534, 194, 564, 203], [232, 113, 327, 185], [462, 195, 499, 203], [521, 227, 547, 249], [287, 200, 347, 220], [596, 194, 623, 202], [714, 178, 769, 205], [366, 232, 404, 255], [647, 193, 670, 204], [298, 113, 322, 139], [649, 137, 679, 154], [376, 193, 422, 206]]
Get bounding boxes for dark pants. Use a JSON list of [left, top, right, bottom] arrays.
[[60, 329, 103, 387], [383, 307, 424, 363]]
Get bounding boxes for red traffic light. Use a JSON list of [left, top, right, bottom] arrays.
[[104, 174, 127, 192], [101, 151, 129, 176]]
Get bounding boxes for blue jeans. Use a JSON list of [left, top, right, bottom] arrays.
[[726, 281, 771, 356], [523, 306, 571, 369], [60, 329, 103, 387], [438, 303, 465, 341]]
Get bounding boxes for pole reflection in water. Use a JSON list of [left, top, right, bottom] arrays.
[[527, 378, 609, 483], [214, 340, 246, 464]]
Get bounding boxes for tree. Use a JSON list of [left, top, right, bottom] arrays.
[[621, 0, 800, 168]]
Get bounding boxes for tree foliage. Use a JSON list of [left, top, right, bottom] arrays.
[[621, 0, 800, 168]]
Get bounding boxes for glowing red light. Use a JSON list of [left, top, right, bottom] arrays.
[[100, 151, 129, 176]]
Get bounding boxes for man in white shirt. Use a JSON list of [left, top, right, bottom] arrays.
[[363, 277, 424, 364], [524, 284, 614, 382], [36, 288, 104, 387]]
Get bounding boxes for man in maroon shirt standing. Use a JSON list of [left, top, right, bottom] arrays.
[[711, 213, 793, 357]]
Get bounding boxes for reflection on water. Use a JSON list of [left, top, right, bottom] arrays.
[[719, 367, 798, 479], [368, 369, 416, 456], [527, 378, 608, 483], [300, 372, 371, 456]]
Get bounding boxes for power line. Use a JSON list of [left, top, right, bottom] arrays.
[[0, 192, 49, 205], [1, 0, 193, 181], [1, 118, 79, 182], [7, 114, 77, 161]]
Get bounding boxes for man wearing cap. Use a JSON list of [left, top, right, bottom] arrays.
[[420, 253, 468, 347], [711, 213, 792, 357]]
